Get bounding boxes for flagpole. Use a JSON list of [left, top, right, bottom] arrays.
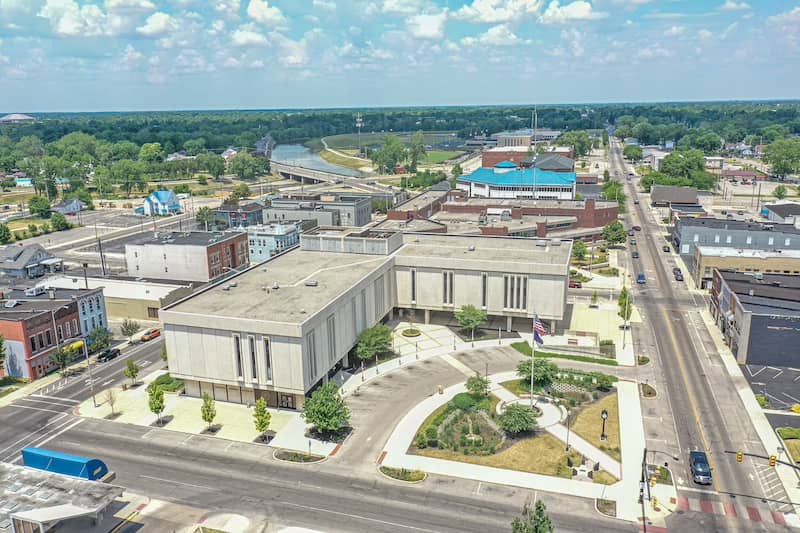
[[530, 315, 536, 408]]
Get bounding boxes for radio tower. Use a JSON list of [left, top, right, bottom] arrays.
[[356, 112, 364, 157]]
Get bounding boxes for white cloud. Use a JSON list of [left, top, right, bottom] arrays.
[[38, 0, 111, 37], [105, 0, 154, 9], [697, 28, 713, 42], [313, 0, 336, 11], [719, 1, 749, 10], [209, 19, 226, 34], [215, 0, 241, 13], [561, 27, 583, 56], [461, 24, 521, 46], [0, 0, 33, 13], [453, 0, 542, 23], [247, 0, 286, 26], [768, 6, 800, 25], [231, 27, 268, 46], [136, 11, 177, 36], [539, 1, 607, 24], [663, 25, 684, 37], [269, 31, 310, 66], [406, 11, 447, 40], [720, 21, 738, 39], [767, 6, 800, 49], [382, 0, 423, 15], [636, 43, 672, 59], [120, 43, 144, 66]]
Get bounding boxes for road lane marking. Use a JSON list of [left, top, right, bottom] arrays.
[[139, 475, 215, 490], [279, 501, 441, 533], [0, 413, 69, 455], [102, 379, 114, 386], [6, 404, 68, 414], [14, 398, 73, 408], [20, 419, 85, 458], [31, 394, 80, 404]]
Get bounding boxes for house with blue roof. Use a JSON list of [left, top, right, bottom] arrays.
[[456, 161, 576, 200], [141, 190, 181, 216]]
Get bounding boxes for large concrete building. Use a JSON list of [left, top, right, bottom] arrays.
[[161, 230, 571, 409], [126, 231, 248, 282], [672, 217, 800, 270], [246, 223, 299, 263], [269, 194, 372, 227], [691, 246, 800, 289], [710, 270, 800, 366], [457, 162, 577, 200]]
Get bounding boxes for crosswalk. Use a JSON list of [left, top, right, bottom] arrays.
[[674, 495, 789, 527]]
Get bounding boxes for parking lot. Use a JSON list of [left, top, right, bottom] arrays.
[[742, 364, 800, 410]]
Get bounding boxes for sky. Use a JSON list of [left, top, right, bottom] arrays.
[[0, 0, 798, 112]]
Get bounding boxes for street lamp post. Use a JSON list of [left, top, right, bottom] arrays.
[[564, 404, 571, 452], [600, 409, 608, 441]]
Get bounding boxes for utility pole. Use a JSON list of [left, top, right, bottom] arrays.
[[356, 112, 364, 157]]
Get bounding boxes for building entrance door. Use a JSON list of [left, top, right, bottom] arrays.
[[278, 394, 295, 409]]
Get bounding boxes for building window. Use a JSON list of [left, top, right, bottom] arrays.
[[264, 338, 273, 381], [327, 315, 337, 364], [91, 317, 96, 330], [693, 234, 699, 243], [410, 269, 416, 303], [57, 325, 63, 341], [73, 319, 78, 334], [88, 299, 93, 312], [147, 307, 159, 319], [714, 234, 720, 243], [98, 315, 103, 327], [374, 275, 385, 315], [81, 302, 86, 314], [768, 237, 774, 246], [746, 236, 752, 244], [503, 275, 509, 308], [38, 333, 44, 347], [442, 271, 454, 305], [45, 330, 52, 346], [306, 332, 317, 380], [481, 272, 488, 308], [503, 275, 527, 310], [30, 336, 36, 352], [786, 238, 791, 246], [726, 235, 732, 243], [84, 320, 89, 333], [248, 336, 257, 381], [233, 335, 243, 378]]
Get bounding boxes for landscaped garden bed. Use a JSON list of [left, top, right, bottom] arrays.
[[596, 498, 616, 517], [511, 342, 618, 366], [777, 427, 800, 465], [379, 466, 426, 482], [274, 450, 325, 463], [640, 383, 657, 398]]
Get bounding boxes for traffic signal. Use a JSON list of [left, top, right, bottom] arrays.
[[736, 451, 744, 463], [650, 476, 657, 487], [769, 455, 777, 467]]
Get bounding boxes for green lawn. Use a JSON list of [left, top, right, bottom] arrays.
[[570, 393, 621, 462], [510, 342, 619, 366], [318, 149, 372, 171], [7, 216, 51, 231], [423, 151, 464, 164]]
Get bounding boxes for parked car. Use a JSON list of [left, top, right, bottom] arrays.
[[633, 225, 642, 231], [97, 348, 121, 363], [737, 210, 744, 215], [632, 251, 640, 258], [662, 245, 670, 252], [636, 273, 647, 284], [634, 199, 640, 204], [689, 451, 713, 485], [630, 239, 637, 245], [673, 267, 682, 275], [140, 328, 161, 342], [674, 272, 684, 281], [569, 281, 582, 289], [628, 229, 635, 236]]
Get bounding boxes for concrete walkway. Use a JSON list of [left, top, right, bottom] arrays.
[[379, 372, 648, 521]]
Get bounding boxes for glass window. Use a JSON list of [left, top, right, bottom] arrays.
[[714, 235, 720, 243], [410, 269, 416, 302], [248, 336, 257, 380], [38, 333, 44, 347], [233, 335, 243, 378], [746, 236, 752, 244], [264, 338, 273, 381], [726, 235, 731, 243], [30, 336, 36, 352], [45, 330, 52, 346], [768, 237, 774, 246], [785, 238, 791, 246], [481, 272, 488, 308]]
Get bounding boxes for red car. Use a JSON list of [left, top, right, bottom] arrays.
[[569, 281, 582, 289], [140, 328, 161, 342]]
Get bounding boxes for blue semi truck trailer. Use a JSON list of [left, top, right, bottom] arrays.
[[22, 447, 113, 481]]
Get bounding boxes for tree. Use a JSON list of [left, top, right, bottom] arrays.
[[253, 397, 272, 441], [355, 324, 392, 368], [196, 206, 215, 231], [231, 182, 251, 200], [0, 335, 6, 376], [51, 347, 74, 376], [302, 382, 350, 434], [120, 319, 140, 342], [87, 328, 111, 352], [511, 500, 553, 533], [572, 240, 587, 261], [183, 138, 206, 155], [516, 358, 558, 389], [110, 159, 145, 197], [465, 374, 490, 397], [50, 212, 69, 231], [0, 224, 10, 245], [773, 184, 789, 200], [623, 145, 643, 162], [591, 291, 599, 307], [229, 152, 258, 180], [452, 163, 463, 177], [148, 385, 165, 425], [105, 388, 117, 416], [557, 130, 592, 158], [454, 305, 487, 339], [139, 142, 164, 163], [763, 139, 800, 177], [602, 130, 609, 146], [498, 403, 538, 434], [408, 130, 427, 172], [602, 220, 626, 245], [201, 392, 217, 431], [28, 196, 51, 218], [124, 358, 140, 386], [197, 153, 225, 179], [371, 135, 407, 173], [618, 286, 632, 322], [93, 165, 114, 195]]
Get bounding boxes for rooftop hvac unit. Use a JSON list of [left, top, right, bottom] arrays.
[[272, 282, 280, 290], [4, 299, 18, 308], [551, 241, 562, 246], [536, 240, 548, 247], [25, 286, 45, 297], [229, 282, 237, 288], [468, 245, 475, 251], [305, 280, 319, 287]]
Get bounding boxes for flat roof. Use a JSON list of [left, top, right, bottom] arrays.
[[431, 211, 575, 234], [372, 218, 447, 232], [38, 275, 190, 301], [679, 217, 800, 234], [698, 247, 800, 259], [393, 189, 450, 212], [129, 231, 245, 247], [2, 287, 102, 301], [720, 270, 800, 302], [395, 233, 570, 266], [0, 462, 123, 528], [0, 299, 71, 320], [459, 167, 575, 187], [444, 198, 616, 210], [485, 146, 531, 152], [165, 250, 391, 323]]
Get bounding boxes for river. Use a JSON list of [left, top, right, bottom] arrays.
[[271, 144, 362, 177]]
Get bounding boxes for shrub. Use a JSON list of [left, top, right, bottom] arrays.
[[425, 426, 438, 440], [451, 392, 477, 411], [415, 434, 427, 449], [778, 427, 800, 440], [755, 394, 769, 408], [427, 438, 438, 448], [498, 404, 538, 434], [599, 339, 614, 346]]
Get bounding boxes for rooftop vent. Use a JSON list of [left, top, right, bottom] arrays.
[[229, 282, 237, 288], [536, 240, 548, 247], [4, 300, 18, 308], [24, 287, 45, 297], [305, 280, 319, 287], [272, 282, 280, 290], [468, 245, 475, 251], [749, 289, 754, 296]]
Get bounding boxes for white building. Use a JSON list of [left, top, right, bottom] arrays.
[[456, 162, 577, 200], [160, 229, 572, 409]]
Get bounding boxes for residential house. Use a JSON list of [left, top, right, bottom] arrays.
[[0, 244, 63, 279], [141, 190, 181, 216], [51, 198, 87, 216]]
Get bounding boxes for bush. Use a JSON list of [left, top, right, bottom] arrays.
[[13, 231, 25, 241], [425, 426, 438, 440], [777, 427, 800, 440], [498, 403, 538, 434], [451, 392, 477, 411], [380, 466, 426, 482], [755, 394, 769, 408], [415, 434, 427, 449], [147, 373, 184, 393], [599, 339, 614, 346]]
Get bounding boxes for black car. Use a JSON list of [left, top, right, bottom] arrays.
[[97, 348, 121, 362], [662, 245, 670, 252], [674, 273, 684, 281], [633, 225, 642, 231], [632, 251, 639, 258], [672, 267, 682, 275], [690, 451, 712, 485]]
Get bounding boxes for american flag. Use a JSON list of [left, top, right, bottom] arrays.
[[533, 315, 546, 345]]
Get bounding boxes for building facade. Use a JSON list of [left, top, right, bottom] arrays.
[[126, 231, 248, 282], [692, 246, 800, 289], [2, 287, 108, 341], [141, 190, 181, 216], [270, 195, 372, 227], [246, 223, 299, 263], [710, 270, 800, 366], [0, 244, 63, 279], [214, 202, 264, 229], [457, 163, 576, 200], [160, 231, 571, 409]]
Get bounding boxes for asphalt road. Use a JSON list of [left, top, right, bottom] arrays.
[[609, 141, 793, 515]]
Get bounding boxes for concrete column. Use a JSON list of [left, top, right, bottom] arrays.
[[506, 315, 512, 332], [424, 309, 430, 324]]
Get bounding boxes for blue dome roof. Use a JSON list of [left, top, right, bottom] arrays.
[[494, 160, 518, 168]]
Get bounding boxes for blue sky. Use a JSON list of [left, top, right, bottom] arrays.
[[0, 0, 798, 111]]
